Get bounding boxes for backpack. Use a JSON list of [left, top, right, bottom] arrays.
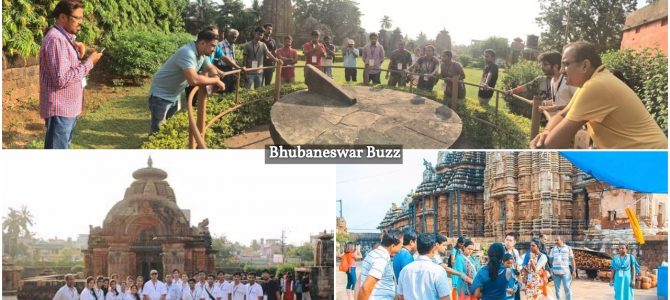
[[339, 254, 350, 272], [294, 280, 303, 293]]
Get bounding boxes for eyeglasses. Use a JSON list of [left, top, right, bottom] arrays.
[[151, 273, 158, 275], [69, 15, 84, 21]]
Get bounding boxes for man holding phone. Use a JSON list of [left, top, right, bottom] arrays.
[[39, 0, 103, 149]]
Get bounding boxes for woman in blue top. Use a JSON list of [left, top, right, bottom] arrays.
[[470, 243, 511, 300], [610, 244, 638, 300], [454, 239, 481, 299]]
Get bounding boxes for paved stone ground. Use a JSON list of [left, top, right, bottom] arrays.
[[271, 86, 463, 148], [224, 124, 273, 149], [335, 262, 659, 300]]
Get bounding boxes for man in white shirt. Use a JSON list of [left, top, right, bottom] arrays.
[[182, 279, 202, 300], [202, 274, 221, 300], [54, 273, 79, 300], [172, 269, 183, 288], [142, 269, 167, 300], [195, 271, 207, 294], [215, 271, 232, 300], [246, 273, 263, 300], [230, 273, 247, 300], [397, 233, 452, 300], [95, 277, 106, 300], [165, 275, 182, 300], [504, 232, 522, 300], [80, 276, 97, 300], [358, 228, 404, 300]]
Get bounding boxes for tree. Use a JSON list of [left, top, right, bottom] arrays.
[[294, 0, 362, 43], [380, 15, 392, 30], [2, 206, 34, 259], [536, 0, 637, 53], [416, 32, 428, 46], [183, 0, 219, 34], [287, 243, 314, 263], [479, 36, 510, 61], [211, 235, 236, 265]]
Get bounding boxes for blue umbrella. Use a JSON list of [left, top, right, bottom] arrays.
[[559, 151, 667, 194]]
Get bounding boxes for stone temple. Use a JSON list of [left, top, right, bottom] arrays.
[[83, 158, 216, 279], [378, 152, 668, 270]]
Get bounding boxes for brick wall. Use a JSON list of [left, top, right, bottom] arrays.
[[639, 236, 668, 271], [2, 55, 41, 103], [621, 19, 668, 55]]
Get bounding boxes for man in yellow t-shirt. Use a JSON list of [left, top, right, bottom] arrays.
[[531, 41, 667, 149]]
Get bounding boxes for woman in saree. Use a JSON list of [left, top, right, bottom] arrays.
[[521, 238, 548, 300], [454, 239, 481, 300]]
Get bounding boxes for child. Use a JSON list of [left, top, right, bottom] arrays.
[[504, 253, 520, 300]]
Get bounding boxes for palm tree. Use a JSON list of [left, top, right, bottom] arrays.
[[380, 15, 392, 30], [2, 206, 34, 259]]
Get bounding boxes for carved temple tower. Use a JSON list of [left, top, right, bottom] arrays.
[[261, 0, 294, 43], [83, 158, 216, 279]]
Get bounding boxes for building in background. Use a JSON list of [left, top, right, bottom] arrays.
[[620, 0, 668, 55]]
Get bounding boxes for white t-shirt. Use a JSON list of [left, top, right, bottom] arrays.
[[165, 282, 183, 300], [106, 290, 123, 300], [217, 281, 233, 299], [202, 284, 220, 300], [54, 285, 79, 300], [181, 287, 203, 300], [79, 288, 96, 300], [230, 283, 248, 300], [246, 283, 263, 300], [552, 75, 577, 107], [142, 280, 167, 300]]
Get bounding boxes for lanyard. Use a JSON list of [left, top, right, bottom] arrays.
[[252, 41, 261, 62], [552, 75, 564, 102], [53, 25, 81, 59]]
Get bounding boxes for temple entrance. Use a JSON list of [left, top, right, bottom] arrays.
[[134, 248, 163, 280]]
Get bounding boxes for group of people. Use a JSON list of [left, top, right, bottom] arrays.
[[38, 0, 667, 149], [53, 268, 312, 300], [342, 228, 641, 300]]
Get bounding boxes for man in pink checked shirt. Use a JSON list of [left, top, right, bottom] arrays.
[[39, 0, 103, 149]]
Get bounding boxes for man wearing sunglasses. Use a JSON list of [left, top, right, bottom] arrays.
[[39, 0, 103, 149], [142, 270, 167, 300]]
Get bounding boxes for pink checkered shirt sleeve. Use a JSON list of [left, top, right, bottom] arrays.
[[39, 28, 93, 118]]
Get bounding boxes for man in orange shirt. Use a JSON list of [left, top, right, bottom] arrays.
[[302, 30, 326, 76]]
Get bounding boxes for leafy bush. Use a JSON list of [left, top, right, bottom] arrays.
[[500, 60, 543, 117], [142, 83, 308, 149], [101, 31, 194, 82], [2, 0, 187, 58], [601, 48, 668, 135], [469, 57, 485, 69], [457, 54, 472, 68]]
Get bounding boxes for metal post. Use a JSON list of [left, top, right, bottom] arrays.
[[530, 96, 542, 141], [450, 78, 458, 110], [196, 86, 207, 147], [274, 61, 283, 101], [235, 73, 241, 103], [495, 91, 500, 124]]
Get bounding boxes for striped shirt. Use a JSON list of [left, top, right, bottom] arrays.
[[359, 246, 395, 299], [39, 25, 93, 118], [549, 245, 574, 275]]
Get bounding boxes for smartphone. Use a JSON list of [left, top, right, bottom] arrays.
[[99, 47, 106, 53]]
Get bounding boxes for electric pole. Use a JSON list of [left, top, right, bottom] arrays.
[[281, 229, 286, 264]]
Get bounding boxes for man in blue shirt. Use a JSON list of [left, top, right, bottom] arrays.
[[393, 228, 417, 281], [148, 29, 226, 134]]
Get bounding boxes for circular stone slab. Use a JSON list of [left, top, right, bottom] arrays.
[[270, 86, 462, 148]]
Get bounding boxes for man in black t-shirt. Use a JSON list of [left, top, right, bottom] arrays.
[[261, 270, 280, 300], [478, 49, 499, 106], [387, 40, 412, 87], [262, 23, 277, 86]]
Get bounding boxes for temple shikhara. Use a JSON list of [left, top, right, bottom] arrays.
[[377, 152, 668, 270], [83, 158, 216, 279]]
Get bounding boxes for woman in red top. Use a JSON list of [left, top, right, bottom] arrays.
[[283, 274, 294, 300]]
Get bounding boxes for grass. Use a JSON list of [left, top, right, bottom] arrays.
[[26, 85, 152, 149]]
